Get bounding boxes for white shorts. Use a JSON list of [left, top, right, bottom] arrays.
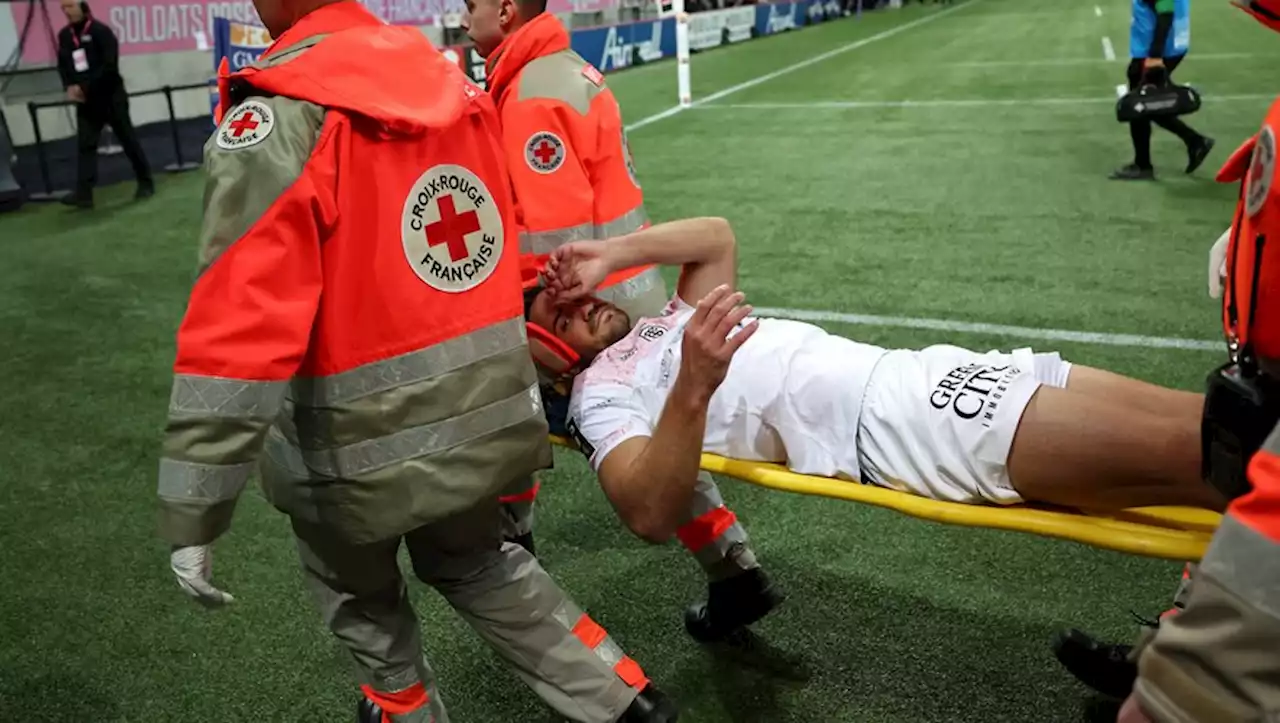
[[855, 344, 1073, 505]]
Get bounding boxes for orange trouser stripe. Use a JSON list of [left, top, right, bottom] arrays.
[[1158, 562, 1197, 620], [676, 506, 737, 553], [572, 614, 609, 649], [360, 682, 429, 716], [499, 479, 541, 504], [615, 656, 649, 689], [571, 613, 650, 690]]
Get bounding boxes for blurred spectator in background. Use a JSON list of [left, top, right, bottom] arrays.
[[56, 0, 153, 209]]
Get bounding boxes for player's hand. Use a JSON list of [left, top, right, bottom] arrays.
[[1116, 693, 1156, 723], [170, 545, 235, 608], [66, 85, 85, 103], [546, 242, 613, 302], [1209, 227, 1229, 299], [679, 285, 758, 401]]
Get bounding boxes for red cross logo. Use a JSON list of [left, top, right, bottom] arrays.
[[533, 140, 559, 166], [425, 195, 480, 263], [229, 111, 259, 138]]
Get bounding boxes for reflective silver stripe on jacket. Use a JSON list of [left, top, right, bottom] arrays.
[[1200, 514, 1280, 620], [593, 266, 663, 303], [291, 319, 528, 407], [265, 384, 544, 478], [157, 458, 253, 502], [168, 375, 289, 418], [518, 204, 649, 255]]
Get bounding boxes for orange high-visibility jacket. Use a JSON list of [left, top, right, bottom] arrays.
[[157, 1, 550, 548], [1131, 98, 1280, 722], [1218, 99, 1280, 363], [485, 12, 662, 301]]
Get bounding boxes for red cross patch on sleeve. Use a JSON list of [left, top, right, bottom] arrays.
[[525, 131, 566, 174], [582, 64, 604, 87], [1246, 125, 1276, 217], [216, 100, 275, 151]]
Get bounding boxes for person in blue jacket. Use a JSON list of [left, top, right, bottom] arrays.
[[1112, 0, 1214, 180]]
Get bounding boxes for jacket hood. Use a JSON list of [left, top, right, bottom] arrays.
[[485, 13, 570, 102], [234, 2, 475, 137]]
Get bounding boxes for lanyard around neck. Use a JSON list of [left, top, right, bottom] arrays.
[[72, 19, 93, 49]]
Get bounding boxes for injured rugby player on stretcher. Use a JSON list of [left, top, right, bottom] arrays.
[[522, 217, 1228, 544]]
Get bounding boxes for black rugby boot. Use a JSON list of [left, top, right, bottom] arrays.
[[357, 696, 383, 723], [1052, 627, 1144, 700], [685, 566, 785, 643]]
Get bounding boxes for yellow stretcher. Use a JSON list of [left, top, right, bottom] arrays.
[[547, 436, 1222, 562]]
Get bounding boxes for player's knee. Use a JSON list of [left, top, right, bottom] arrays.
[[629, 512, 677, 545]]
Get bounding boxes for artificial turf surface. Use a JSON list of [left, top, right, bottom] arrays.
[[2, 0, 1272, 719]]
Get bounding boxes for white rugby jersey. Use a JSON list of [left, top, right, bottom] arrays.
[[566, 295, 890, 480]]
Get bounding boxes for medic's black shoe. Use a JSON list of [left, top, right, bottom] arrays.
[[60, 192, 93, 209], [1052, 628, 1140, 700], [357, 697, 383, 723], [619, 684, 679, 722], [684, 567, 785, 644], [1109, 164, 1155, 181], [1186, 136, 1216, 174]]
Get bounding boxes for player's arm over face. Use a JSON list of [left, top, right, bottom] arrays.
[[549, 216, 738, 304]]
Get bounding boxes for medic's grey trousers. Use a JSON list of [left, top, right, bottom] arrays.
[[292, 498, 645, 723]]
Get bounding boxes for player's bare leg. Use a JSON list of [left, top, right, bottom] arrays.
[[1035, 370, 1211, 703], [1064, 365, 1204, 421], [1006, 385, 1227, 511]]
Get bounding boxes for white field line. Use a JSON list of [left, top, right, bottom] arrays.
[[693, 93, 1276, 110], [753, 307, 1221, 351], [1095, 5, 1102, 16], [955, 52, 1274, 67], [625, 0, 980, 132], [1102, 36, 1116, 62]]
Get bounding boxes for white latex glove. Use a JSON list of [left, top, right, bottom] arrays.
[[1209, 227, 1230, 299], [170, 545, 235, 608]]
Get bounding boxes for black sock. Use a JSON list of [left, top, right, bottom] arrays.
[[1155, 117, 1204, 149], [1130, 120, 1153, 169]]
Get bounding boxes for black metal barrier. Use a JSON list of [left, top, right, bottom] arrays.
[[24, 80, 209, 201]]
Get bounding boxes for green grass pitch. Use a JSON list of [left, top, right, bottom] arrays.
[[2, 0, 1274, 720]]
